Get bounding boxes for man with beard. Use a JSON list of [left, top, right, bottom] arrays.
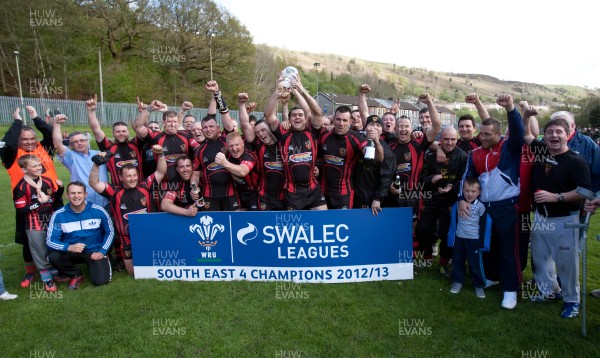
[[193, 81, 239, 211], [86, 94, 143, 186], [352, 115, 395, 215], [238, 93, 286, 211], [265, 73, 327, 211], [89, 145, 167, 275], [1, 106, 62, 287]]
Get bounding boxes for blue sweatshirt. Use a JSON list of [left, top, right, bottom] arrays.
[[46, 201, 114, 255]]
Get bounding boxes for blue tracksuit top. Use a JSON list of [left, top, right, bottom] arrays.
[[46, 201, 114, 255]]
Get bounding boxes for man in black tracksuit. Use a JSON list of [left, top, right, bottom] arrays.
[[353, 115, 396, 214], [416, 127, 467, 274]]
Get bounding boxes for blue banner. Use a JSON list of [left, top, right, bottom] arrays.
[[129, 208, 413, 283]]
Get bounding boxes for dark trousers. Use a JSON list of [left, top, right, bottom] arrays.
[[416, 205, 452, 263], [48, 251, 112, 286], [519, 212, 535, 273], [482, 203, 521, 292], [451, 236, 485, 288]]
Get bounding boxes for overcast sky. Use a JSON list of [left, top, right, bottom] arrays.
[[215, 0, 599, 89]]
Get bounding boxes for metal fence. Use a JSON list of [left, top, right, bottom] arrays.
[[0, 96, 268, 127]]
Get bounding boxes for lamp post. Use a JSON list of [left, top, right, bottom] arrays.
[[14, 51, 24, 122], [208, 30, 216, 80], [313, 62, 320, 95]]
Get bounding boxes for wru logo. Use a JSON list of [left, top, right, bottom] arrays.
[[189, 215, 224, 251]]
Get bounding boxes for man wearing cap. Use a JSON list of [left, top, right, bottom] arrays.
[[353, 114, 395, 215]]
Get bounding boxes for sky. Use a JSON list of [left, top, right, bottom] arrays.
[[215, 0, 600, 89]]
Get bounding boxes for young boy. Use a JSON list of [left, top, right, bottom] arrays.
[[13, 154, 63, 292], [448, 177, 490, 298]]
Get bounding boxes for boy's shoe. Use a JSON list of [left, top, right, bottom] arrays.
[[484, 280, 499, 288], [440, 265, 451, 280], [450, 282, 462, 294], [20, 272, 36, 288], [49, 268, 59, 276], [560, 302, 580, 318], [530, 291, 563, 302], [0, 291, 18, 300], [43, 280, 57, 292], [68, 275, 84, 290], [475, 287, 485, 299], [590, 289, 600, 298], [501, 291, 517, 309]]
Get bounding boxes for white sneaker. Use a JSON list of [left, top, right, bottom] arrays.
[[475, 287, 485, 299], [450, 282, 462, 294], [501, 291, 517, 309], [0, 291, 18, 300]]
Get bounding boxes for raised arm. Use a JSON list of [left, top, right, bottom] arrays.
[[132, 97, 151, 139], [29, 107, 53, 146], [522, 106, 538, 145], [358, 84, 371, 128], [86, 94, 106, 143], [465, 93, 490, 121], [89, 160, 108, 194], [177, 101, 194, 129], [1, 108, 25, 168], [205, 81, 234, 132], [280, 91, 290, 123], [132, 99, 167, 140], [152, 145, 167, 184], [292, 74, 322, 128], [51, 115, 68, 156], [265, 85, 284, 131], [419, 93, 441, 142], [238, 93, 255, 142], [519, 101, 539, 138]]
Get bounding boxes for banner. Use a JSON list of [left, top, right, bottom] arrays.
[[129, 208, 413, 283]]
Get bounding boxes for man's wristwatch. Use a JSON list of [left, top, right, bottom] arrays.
[[556, 193, 564, 202]]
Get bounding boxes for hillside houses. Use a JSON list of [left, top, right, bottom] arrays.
[[315, 92, 456, 128]]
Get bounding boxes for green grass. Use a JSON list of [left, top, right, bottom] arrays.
[[1, 136, 600, 357]]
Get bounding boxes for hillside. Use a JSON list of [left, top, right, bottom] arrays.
[[269, 47, 598, 104]]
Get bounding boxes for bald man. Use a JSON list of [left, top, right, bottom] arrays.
[[416, 126, 468, 276]]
